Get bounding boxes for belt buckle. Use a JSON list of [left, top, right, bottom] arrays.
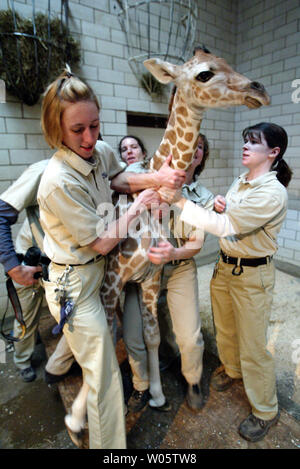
[[232, 264, 243, 276]]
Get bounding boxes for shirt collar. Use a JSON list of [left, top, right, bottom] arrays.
[[238, 170, 277, 187], [56, 145, 100, 176]]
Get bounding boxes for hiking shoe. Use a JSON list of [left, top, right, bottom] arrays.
[[186, 383, 204, 411], [45, 370, 69, 385], [20, 366, 36, 383], [238, 412, 280, 442], [127, 389, 150, 412], [211, 365, 235, 392]]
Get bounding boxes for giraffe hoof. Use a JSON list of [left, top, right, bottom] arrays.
[[149, 400, 171, 412], [65, 419, 88, 449]]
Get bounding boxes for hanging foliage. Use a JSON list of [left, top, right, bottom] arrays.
[[140, 71, 165, 99], [0, 9, 81, 105]]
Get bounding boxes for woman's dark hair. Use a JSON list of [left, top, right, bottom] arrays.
[[242, 122, 293, 187], [118, 135, 147, 159], [193, 133, 210, 179]]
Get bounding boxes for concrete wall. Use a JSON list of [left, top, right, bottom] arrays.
[[0, 0, 299, 314], [234, 0, 300, 266]]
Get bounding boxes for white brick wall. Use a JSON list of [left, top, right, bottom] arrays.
[[278, 209, 300, 261], [234, 0, 300, 268], [0, 0, 300, 313]]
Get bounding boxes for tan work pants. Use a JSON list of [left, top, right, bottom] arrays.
[[123, 283, 149, 391], [44, 258, 126, 449], [13, 281, 45, 370], [45, 334, 74, 376], [210, 257, 278, 420], [14, 282, 75, 376], [123, 259, 204, 389]]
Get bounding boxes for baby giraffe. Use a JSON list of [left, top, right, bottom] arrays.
[[64, 47, 270, 447]]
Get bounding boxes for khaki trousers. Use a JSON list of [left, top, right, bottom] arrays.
[[210, 257, 278, 420], [13, 282, 45, 370], [123, 283, 149, 391], [44, 258, 126, 449], [14, 282, 75, 375], [45, 334, 75, 375], [123, 259, 204, 389], [13, 277, 75, 375]]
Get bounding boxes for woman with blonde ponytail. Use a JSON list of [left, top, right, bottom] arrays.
[[37, 68, 170, 449], [41, 67, 100, 150]]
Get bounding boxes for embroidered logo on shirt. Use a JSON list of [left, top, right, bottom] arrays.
[[102, 172, 108, 179]]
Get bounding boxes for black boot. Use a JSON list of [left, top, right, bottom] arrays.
[[127, 389, 150, 412], [238, 412, 280, 442]]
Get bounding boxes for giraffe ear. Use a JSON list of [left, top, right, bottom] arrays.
[[143, 58, 179, 84]]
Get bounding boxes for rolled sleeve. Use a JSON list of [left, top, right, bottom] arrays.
[[1, 160, 48, 212]]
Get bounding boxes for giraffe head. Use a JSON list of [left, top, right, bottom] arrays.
[[144, 47, 270, 115]]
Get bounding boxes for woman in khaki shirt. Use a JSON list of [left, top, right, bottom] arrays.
[[159, 122, 293, 443], [37, 69, 186, 449]]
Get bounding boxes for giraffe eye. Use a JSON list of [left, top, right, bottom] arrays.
[[196, 71, 214, 82]]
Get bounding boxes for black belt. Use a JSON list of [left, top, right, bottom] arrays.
[[166, 259, 188, 266], [220, 250, 272, 276], [53, 254, 103, 267]]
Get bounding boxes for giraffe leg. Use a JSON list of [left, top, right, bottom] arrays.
[[147, 346, 166, 408], [100, 287, 123, 346], [65, 381, 89, 440], [140, 274, 166, 408]]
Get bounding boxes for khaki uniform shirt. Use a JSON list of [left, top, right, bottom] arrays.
[[37, 141, 125, 265], [175, 179, 215, 247], [1, 159, 49, 254], [181, 171, 288, 258]]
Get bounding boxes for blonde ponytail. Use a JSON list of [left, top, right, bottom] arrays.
[[41, 67, 100, 149]]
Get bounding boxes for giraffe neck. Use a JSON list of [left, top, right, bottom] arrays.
[[150, 90, 204, 172]]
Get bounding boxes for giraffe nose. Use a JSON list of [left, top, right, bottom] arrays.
[[250, 81, 265, 92]]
